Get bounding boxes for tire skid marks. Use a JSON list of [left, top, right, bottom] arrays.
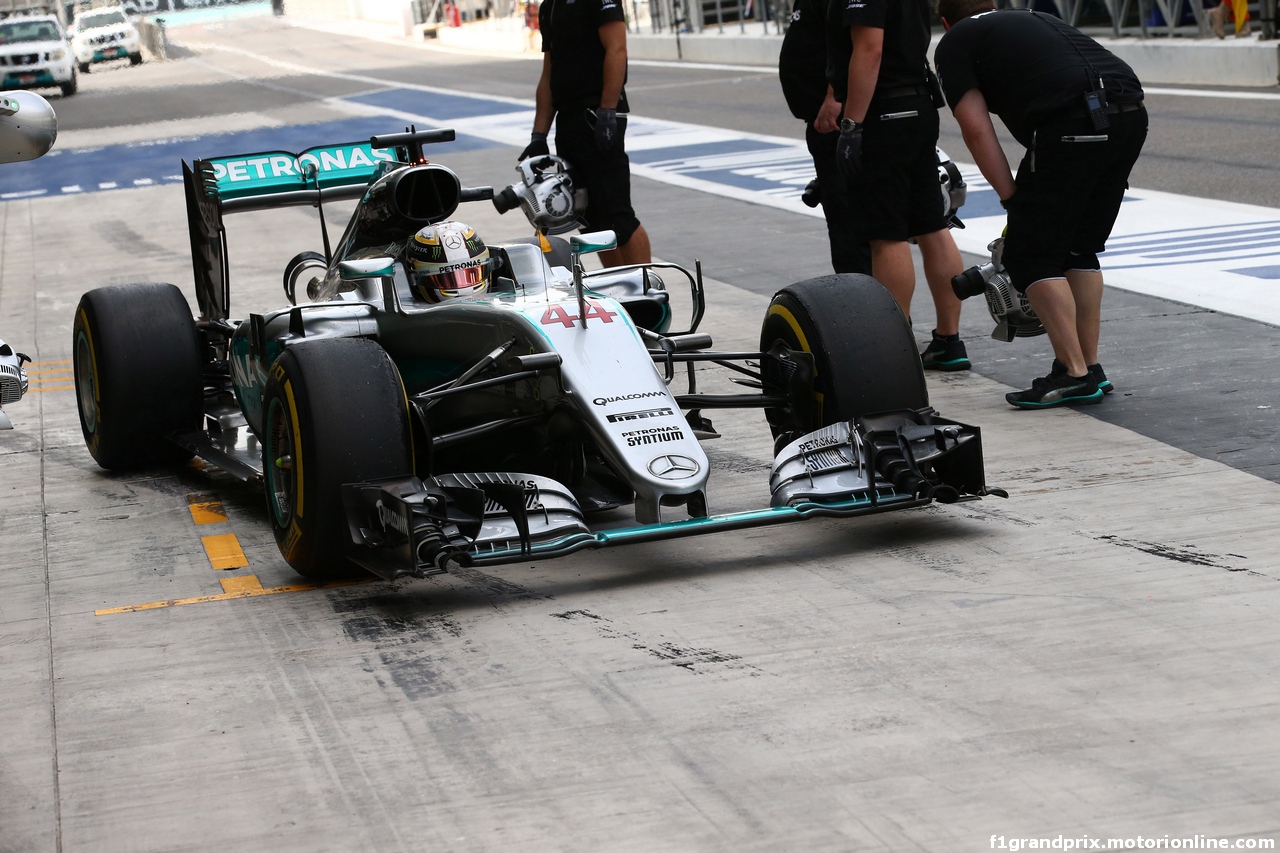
[[552, 609, 761, 676]]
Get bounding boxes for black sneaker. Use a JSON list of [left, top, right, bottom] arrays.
[[1051, 358, 1113, 394], [1006, 371, 1103, 409], [920, 332, 971, 372]]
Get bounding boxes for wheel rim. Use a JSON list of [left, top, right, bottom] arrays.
[[265, 397, 296, 527], [74, 331, 97, 433]]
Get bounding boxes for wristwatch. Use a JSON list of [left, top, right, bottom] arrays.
[[839, 117, 862, 133]]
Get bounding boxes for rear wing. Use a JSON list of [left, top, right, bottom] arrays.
[[183, 129, 457, 321]]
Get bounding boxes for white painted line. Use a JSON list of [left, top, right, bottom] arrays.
[[1, 189, 47, 199], [61, 185, 82, 193], [133, 178, 154, 186], [1145, 86, 1280, 101], [98, 182, 118, 190]]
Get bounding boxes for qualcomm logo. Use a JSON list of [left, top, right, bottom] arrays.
[[376, 499, 410, 536], [648, 454, 700, 480]]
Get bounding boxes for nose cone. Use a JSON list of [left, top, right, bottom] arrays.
[[0, 91, 58, 164]]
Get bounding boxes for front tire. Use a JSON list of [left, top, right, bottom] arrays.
[[760, 274, 928, 443], [60, 69, 77, 97], [129, 52, 143, 66], [73, 283, 202, 469], [78, 61, 90, 74], [262, 337, 413, 581]]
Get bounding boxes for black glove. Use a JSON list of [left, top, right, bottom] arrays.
[[835, 126, 864, 182], [518, 132, 549, 161], [593, 107, 619, 153]]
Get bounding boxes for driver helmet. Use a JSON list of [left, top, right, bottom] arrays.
[[405, 221, 492, 302]]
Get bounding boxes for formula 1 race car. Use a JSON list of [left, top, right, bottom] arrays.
[[72, 127, 1003, 582]]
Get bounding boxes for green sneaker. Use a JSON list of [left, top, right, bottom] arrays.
[[920, 332, 971, 372], [1051, 358, 1113, 394], [1006, 371, 1103, 409]]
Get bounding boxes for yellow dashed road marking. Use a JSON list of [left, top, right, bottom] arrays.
[[94, 574, 375, 615], [26, 385, 74, 393], [187, 494, 229, 525], [202, 533, 249, 570]]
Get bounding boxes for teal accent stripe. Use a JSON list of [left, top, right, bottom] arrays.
[[469, 493, 914, 563]]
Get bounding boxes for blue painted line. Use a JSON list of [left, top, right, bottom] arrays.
[[1231, 265, 1280, 280], [1131, 236, 1280, 260], [0, 117, 500, 198], [629, 138, 793, 166]]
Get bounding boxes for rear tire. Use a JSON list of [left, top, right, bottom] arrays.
[[760, 274, 928, 442], [73, 283, 202, 469], [261, 337, 413, 581], [79, 61, 90, 74], [129, 52, 143, 66], [60, 69, 77, 97]]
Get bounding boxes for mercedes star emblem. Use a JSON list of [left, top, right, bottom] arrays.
[[648, 454, 700, 480]]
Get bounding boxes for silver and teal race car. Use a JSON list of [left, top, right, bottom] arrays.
[[72, 128, 1003, 582]]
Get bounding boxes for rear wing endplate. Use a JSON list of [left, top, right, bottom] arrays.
[[182, 130, 458, 321]]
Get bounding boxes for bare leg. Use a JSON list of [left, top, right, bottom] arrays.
[[599, 224, 651, 268], [870, 239, 915, 320], [1025, 277, 1088, 377], [915, 228, 964, 337], [1064, 268, 1103, 366]]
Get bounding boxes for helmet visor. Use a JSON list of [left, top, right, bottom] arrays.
[[415, 260, 491, 299]]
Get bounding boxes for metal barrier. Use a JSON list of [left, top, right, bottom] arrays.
[[137, 14, 166, 60], [635, 0, 785, 35], [625, 0, 1272, 39]]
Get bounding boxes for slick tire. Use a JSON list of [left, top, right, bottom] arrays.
[[73, 283, 202, 470], [262, 337, 413, 581], [760, 274, 928, 444]]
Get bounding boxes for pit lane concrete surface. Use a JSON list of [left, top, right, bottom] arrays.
[[2, 16, 1279, 852]]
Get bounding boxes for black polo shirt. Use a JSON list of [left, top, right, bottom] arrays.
[[779, 0, 829, 123], [934, 9, 1143, 148], [539, 0, 629, 112], [825, 0, 933, 102]]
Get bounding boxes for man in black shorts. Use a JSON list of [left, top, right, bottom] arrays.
[[934, 0, 1147, 408], [828, 0, 970, 372], [778, 0, 871, 275], [522, 0, 650, 267]]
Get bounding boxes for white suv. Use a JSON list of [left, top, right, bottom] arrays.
[[0, 15, 77, 98], [69, 6, 142, 73]]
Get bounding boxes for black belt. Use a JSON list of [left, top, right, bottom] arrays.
[[1104, 100, 1144, 115], [1067, 100, 1144, 119], [876, 84, 931, 101]]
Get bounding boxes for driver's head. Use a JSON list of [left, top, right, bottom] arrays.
[[405, 221, 491, 302]]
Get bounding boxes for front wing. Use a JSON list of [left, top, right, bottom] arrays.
[[340, 409, 1004, 581]]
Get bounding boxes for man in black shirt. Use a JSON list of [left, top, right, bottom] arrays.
[[828, 0, 970, 372], [778, 0, 871, 275], [935, 0, 1147, 408], [523, 0, 650, 267]]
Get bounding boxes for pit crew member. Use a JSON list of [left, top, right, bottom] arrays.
[[523, 0, 651, 268], [935, 0, 1147, 408]]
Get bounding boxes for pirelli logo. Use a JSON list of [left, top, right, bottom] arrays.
[[607, 407, 674, 423]]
